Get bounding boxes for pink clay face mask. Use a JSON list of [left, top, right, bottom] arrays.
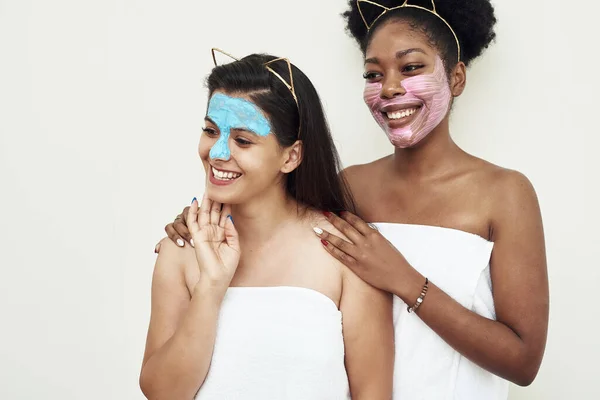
[[363, 56, 452, 148]]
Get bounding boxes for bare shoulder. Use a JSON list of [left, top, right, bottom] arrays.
[[342, 156, 391, 189], [492, 168, 537, 197], [478, 161, 539, 206], [467, 160, 541, 240], [342, 156, 392, 212], [304, 210, 352, 270], [153, 238, 198, 295], [305, 211, 382, 293], [306, 210, 350, 244], [462, 156, 538, 201]]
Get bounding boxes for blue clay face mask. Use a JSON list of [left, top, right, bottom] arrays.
[[206, 93, 272, 160]]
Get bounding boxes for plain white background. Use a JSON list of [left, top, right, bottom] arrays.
[[0, 0, 597, 398]]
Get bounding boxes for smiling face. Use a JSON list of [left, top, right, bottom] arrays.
[[199, 91, 300, 204], [362, 21, 454, 148]]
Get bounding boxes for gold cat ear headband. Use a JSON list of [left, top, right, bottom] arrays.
[[211, 48, 298, 106], [356, 0, 461, 62]]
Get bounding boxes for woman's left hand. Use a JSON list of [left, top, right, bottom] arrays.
[[316, 211, 413, 294]]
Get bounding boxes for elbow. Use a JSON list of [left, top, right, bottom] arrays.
[[139, 369, 153, 399], [513, 374, 535, 387], [513, 368, 538, 387], [139, 368, 164, 400], [510, 356, 542, 387], [139, 367, 198, 400]]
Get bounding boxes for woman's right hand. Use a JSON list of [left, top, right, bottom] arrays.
[[186, 195, 240, 294], [159, 206, 192, 251]]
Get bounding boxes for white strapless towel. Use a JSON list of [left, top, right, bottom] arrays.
[[195, 286, 351, 400], [374, 223, 509, 400]]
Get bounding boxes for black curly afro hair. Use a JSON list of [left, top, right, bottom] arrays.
[[343, 0, 497, 68]]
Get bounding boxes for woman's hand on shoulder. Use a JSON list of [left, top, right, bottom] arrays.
[[155, 205, 192, 254], [314, 210, 411, 294]]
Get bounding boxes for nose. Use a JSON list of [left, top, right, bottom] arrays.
[[380, 76, 406, 99], [209, 133, 231, 161]]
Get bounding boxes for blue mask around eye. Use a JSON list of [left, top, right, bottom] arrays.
[[206, 93, 272, 160]]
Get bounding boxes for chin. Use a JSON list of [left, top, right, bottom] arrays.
[[205, 186, 243, 204]]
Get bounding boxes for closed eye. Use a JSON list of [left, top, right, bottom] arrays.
[[235, 137, 252, 145]]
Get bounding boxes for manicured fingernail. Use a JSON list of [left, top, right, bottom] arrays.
[[177, 238, 184, 247], [323, 211, 332, 218], [192, 197, 197, 204], [154, 243, 161, 253], [321, 239, 329, 247], [227, 215, 234, 224], [190, 239, 194, 247], [313, 227, 323, 236]]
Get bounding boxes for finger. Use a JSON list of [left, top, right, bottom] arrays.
[[179, 205, 192, 245], [173, 216, 192, 243], [320, 237, 357, 267], [165, 223, 185, 247], [154, 242, 161, 253], [180, 206, 191, 219], [224, 215, 240, 252], [340, 211, 376, 236], [314, 228, 359, 259], [199, 194, 212, 226], [323, 211, 363, 242], [210, 201, 223, 225], [186, 197, 200, 233], [219, 204, 232, 228]]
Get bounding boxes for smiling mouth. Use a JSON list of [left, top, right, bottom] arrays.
[[382, 106, 421, 120], [380, 105, 422, 127], [211, 166, 242, 181]]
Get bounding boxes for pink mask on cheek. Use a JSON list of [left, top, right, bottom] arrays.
[[363, 56, 452, 148]]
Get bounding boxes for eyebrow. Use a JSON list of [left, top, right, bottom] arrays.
[[364, 48, 427, 65], [232, 127, 260, 136], [204, 116, 260, 136]]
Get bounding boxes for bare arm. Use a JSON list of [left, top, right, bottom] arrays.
[[341, 267, 394, 400], [318, 170, 548, 386], [392, 172, 549, 385], [142, 197, 240, 399], [139, 239, 224, 400]]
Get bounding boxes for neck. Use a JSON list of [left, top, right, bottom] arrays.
[[391, 118, 463, 180], [230, 184, 300, 247]]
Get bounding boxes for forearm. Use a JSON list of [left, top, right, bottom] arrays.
[[342, 270, 394, 400], [140, 285, 225, 399], [395, 270, 539, 386], [351, 383, 393, 400]]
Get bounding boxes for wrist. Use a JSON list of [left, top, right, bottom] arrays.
[[391, 265, 425, 304], [193, 279, 229, 304]]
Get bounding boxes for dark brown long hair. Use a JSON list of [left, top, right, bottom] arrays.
[[206, 54, 355, 214]]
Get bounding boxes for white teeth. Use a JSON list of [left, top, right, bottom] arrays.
[[212, 167, 241, 181], [386, 108, 418, 120]]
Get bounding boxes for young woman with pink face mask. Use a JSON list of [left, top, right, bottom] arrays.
[[161, 1, 549, 398]]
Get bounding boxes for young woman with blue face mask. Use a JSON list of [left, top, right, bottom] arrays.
[[161, 1, 549, 398], [140, 53, 393, 400]]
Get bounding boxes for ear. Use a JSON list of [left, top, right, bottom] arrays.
[[280, 140, 303, 174], [450, 61, 467, 97]]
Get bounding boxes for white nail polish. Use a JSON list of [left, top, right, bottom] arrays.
[[313, 227, 323, 235], [177, 239, 184, 247], [190, 239, 195, 247]]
